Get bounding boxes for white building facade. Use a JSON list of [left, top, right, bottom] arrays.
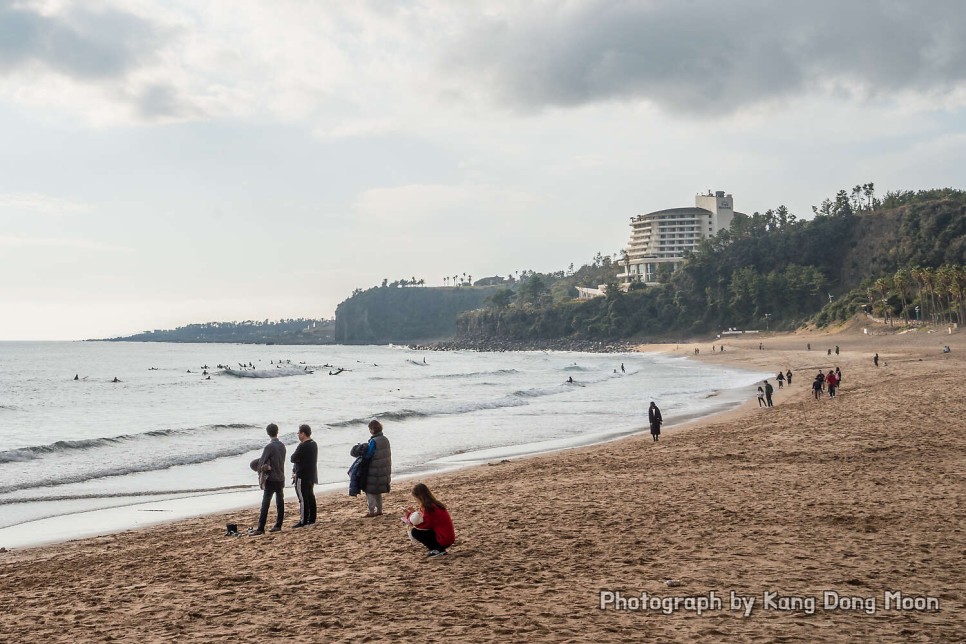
[[621, 190, 738, 285]]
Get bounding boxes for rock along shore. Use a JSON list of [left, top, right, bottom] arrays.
[[407, 337, 636, 353]]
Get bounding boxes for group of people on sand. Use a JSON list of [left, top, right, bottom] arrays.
[[251, 419, 455, 557], [758, 369, 793, 407], [811, 367, 843, 399], [756, 363, 846, 405]]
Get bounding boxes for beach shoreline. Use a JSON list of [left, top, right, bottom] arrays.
[[1, 324, 963, 642], [0, 357, 763, 551]]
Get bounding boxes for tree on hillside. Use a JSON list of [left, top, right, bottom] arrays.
[[518, 275, 548, 305], [486, 288, 514, 310]]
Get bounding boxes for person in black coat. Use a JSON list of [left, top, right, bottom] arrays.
[[648, 401, 663, 442], [290, 424, 318, 527]]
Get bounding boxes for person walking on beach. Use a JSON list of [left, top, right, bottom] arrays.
[[648, 401, 663, 442], [873, 353, 879, 367], [835, 345, 840, 356], [757, 387, 766, 407], [835, 367, 842, 387], [403, 483, 456, 557], [290, 424, 318, 528], [621, 363, 625, 373], [255, 423, 286, 535], [764, 380, 774, 407], [776, 371, 785, 389], [812, 374, 823, 400], [826, 370, 838, 398], [362, 419, 392, 517], [786, 369, 793, 385]]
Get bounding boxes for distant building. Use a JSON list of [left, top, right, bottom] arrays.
[[576, 285, 608, 300], [620, 190, 740, 285]]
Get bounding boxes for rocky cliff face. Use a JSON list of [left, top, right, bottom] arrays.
[[334, 286, 499, 344]]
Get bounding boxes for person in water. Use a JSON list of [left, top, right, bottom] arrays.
[[404, 483, 455, 557]]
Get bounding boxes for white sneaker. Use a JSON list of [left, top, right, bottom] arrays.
[[427, 549, 448, 558]]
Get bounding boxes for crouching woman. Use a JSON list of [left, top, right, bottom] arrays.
[[404, 483, 455, 557]]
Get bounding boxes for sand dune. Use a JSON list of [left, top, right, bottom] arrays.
[[1, 324, 963, 642]]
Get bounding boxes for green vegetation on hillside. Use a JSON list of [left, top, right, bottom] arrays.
[[456, 187, 966, 341]]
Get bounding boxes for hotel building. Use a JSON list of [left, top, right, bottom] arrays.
[[621, 190, 739, 285]]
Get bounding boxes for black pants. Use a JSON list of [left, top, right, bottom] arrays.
[[411, 527, 445, 552], [258, 480, 284, 531], [765, 394, 773, 407], [295, 477, 316, 524]]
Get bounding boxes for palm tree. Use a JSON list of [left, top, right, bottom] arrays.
[[893, 268, 911, 321], [955, 265, 966, 325], [873, 276, 893, 323]]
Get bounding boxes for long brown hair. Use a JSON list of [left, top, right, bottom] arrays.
[[412, 483, 446, 512]]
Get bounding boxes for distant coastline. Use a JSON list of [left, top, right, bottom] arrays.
[[91, 318, 335, 345]]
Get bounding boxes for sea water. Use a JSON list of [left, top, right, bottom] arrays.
[[0, 342, 767, 546]]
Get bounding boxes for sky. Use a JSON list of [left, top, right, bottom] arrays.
[[1, 0, 964, 340]]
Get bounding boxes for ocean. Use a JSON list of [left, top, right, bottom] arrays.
[[0, 341, 768, 547]]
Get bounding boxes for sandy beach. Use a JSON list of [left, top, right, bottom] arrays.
[[1, 323, 963, 642]]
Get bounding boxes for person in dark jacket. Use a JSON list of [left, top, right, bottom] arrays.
[[290, 424, 318, 528], [363, 419, 392, 517], [254, 423, 286, 535], [648, 401, 663, 442], [764, 380, 774, 407]]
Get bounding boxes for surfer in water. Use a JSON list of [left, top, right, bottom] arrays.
[[111, 377, 120, 383], [73, 374, 79, 381]]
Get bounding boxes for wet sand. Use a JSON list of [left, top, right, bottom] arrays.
[[1, 324, 963, 642]]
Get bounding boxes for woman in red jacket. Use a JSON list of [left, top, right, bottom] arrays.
[[405, 483, 455, 557]]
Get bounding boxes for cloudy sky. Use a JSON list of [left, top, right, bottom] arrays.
[[1, 0, 964, 340]]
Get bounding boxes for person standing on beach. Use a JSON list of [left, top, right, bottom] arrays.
[[786, 369, 793, 385], [290, 424, 318, 528], [648, 401, 663, 441], [757, 387, 766, 407], [362, 419, 392, 517], [255, 423, 286, 535], [874, 353, 879, 367], [764, 381, 774, 407]]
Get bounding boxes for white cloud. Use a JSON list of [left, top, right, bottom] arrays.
[[351, 183, 539, 226], [0, 192, 91, 215], [0, 235, 131, 253]]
